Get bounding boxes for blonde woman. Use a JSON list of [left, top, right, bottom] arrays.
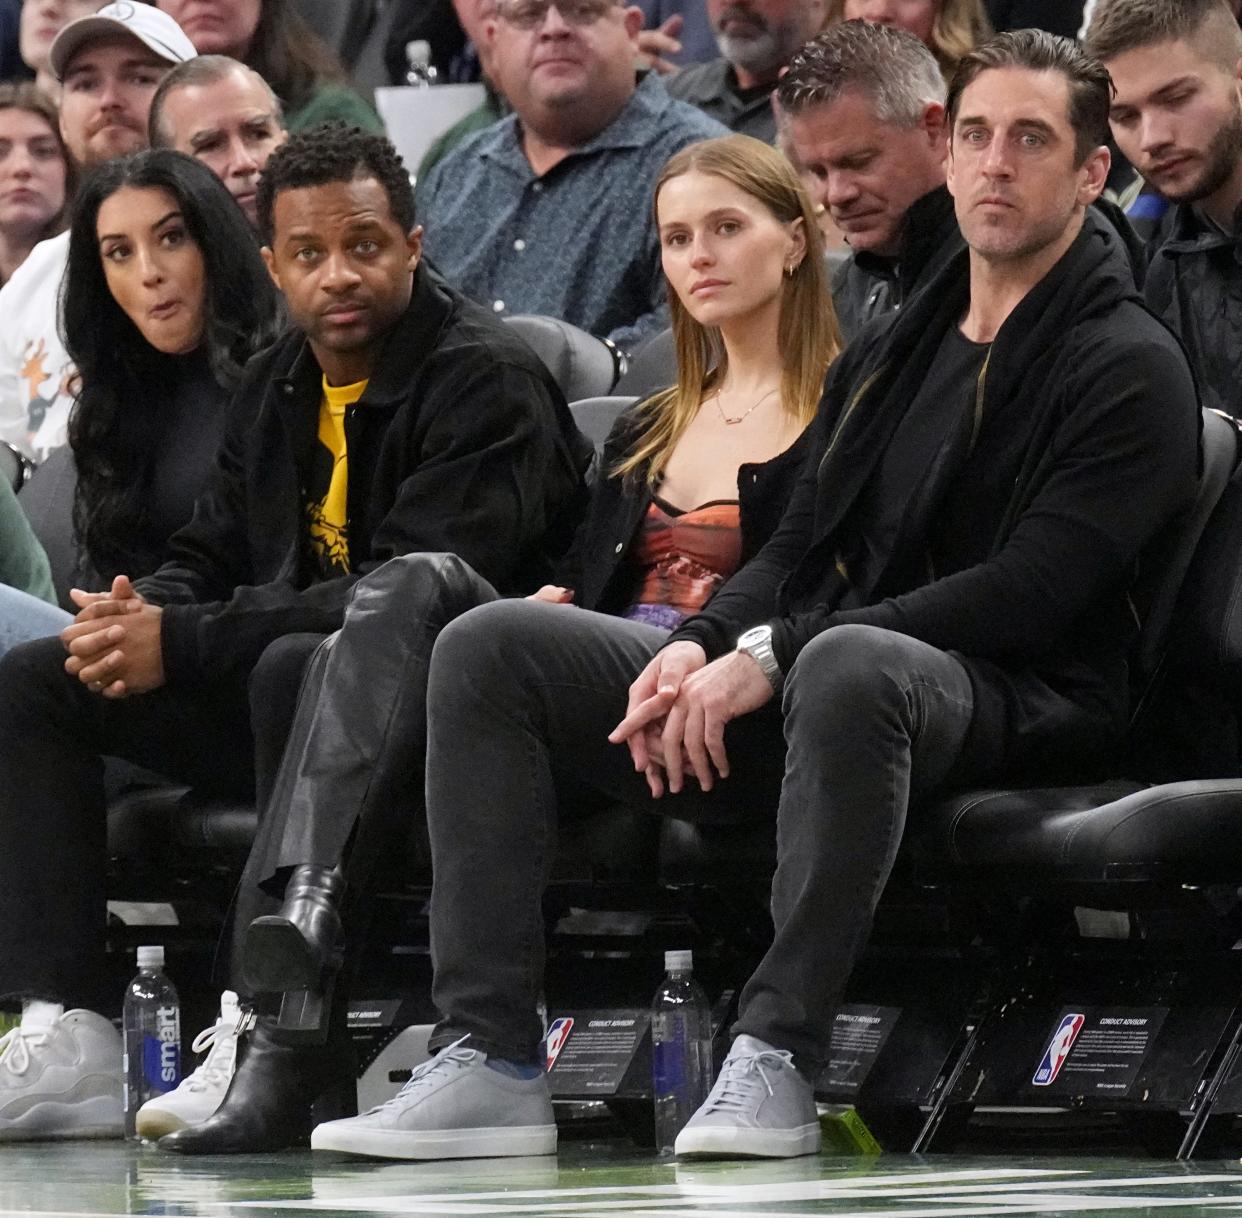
[[163, 133, 842, 1156], [832, 0, 991, 78]]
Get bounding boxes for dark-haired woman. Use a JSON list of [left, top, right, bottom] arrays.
[[0, 148, 281, 660], [154, 0, 382, 133], [0, 149, 281, 1144], [158, 133, 843, 1156]]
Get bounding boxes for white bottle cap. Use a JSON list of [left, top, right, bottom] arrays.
[[665, 949, 692, 973], [137, 945, 164, 970], [406, 39, 431, 66]]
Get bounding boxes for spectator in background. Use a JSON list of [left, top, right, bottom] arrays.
[[828, 0, 990, 80], [0, 82, 73, 285], [17, 0, 101, 96], [667, 0, 828, 141], [417, 0, 726, 351], [149, 55, 287, 230], [153, 0, 381, 132], [1086, 0, 1242, 415], [0, 150, 280, 658], [778, 23, 954, 339], [0, 2, 195, 463]]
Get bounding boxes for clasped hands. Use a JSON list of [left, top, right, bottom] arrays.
[[608, 640, 774, 798], [60, 574, 165, 699]]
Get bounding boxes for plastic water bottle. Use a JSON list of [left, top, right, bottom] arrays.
[[651, 949, 712, 1155], [122, 946, 181, 1140], [405, 40, 438, 87]]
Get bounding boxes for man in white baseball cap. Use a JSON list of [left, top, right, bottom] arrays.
[[0, 2, 195, 465]]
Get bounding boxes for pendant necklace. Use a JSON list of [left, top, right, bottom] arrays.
[[713, 384, 779, 426]]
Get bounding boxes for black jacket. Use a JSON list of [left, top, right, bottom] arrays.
[[1146, 201, 1242, 415], [137, 266, 591, 687], [559, 404, 812, 613], [670, 212, 1200, 780], [831, 186, 962, 344]]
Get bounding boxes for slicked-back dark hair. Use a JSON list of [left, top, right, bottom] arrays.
[[63, 149, 281, 580], [947, 29, 1113, 166], [256, 122, 414, 246], [1085, 0, 1242, 70]]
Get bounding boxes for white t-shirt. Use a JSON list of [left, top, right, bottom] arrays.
[[0, 230, 74, 463]]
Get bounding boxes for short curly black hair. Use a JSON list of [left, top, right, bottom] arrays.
[[256, 122, 415, 246]]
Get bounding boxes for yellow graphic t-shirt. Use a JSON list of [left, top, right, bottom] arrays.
[[305, 376, 368, 576]]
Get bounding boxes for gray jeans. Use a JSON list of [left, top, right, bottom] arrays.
[[424, 602, 975, 1075]]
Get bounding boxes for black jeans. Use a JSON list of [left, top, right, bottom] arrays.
[[0, 630, 323, 1009], [424, 604, 976, 1076], [229, 553, 501, 987]]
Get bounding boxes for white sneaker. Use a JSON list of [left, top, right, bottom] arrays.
[[134, 992, 243, 1140], [675, 1034, 821, 1158], [311, 1036, 556, 1161], [0, 1007, 123, 1142]]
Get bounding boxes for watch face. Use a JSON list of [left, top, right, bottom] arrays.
[[738, 625, 771, 648]]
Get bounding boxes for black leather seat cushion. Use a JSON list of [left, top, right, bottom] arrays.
[[911, 779, 1242, 885]]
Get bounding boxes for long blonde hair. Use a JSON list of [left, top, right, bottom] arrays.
[[826, 0, 992, 79], [616, 135, 842, 487]]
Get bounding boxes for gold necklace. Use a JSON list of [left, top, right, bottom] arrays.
[[713, 384, 779, 426]]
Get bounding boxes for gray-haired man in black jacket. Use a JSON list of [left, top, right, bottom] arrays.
[[305, 31, 1200, 1165]]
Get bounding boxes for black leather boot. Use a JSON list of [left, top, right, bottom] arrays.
[[243, 864, 344, 994], [157, 1014, 355, 1155]]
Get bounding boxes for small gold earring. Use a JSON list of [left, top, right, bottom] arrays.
[[784, 264, 795, 277]]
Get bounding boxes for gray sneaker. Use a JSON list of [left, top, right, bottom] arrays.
[[675, 1034, 821, 1158], [310, 1036, 556, 1160]]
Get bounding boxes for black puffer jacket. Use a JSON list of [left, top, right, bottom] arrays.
[[1145, 201, 1242, 416]]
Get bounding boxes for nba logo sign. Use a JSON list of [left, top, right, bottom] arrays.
[[1033, 1013, 1085, 1086], [544, 1017, 574, 1071]]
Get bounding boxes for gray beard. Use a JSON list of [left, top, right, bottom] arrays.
[[715, 27, 783, 76]]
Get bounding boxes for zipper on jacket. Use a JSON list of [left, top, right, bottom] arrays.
[[819, 366, 884, 476], [969, 348, 991, 454]]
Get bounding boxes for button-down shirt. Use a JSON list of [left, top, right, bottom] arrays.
[[666, 59, 778, 144], [416, 73, 726, 352]]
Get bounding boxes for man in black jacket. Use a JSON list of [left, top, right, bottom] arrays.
[[306, 31, 1199, 1164], [0, 125, 588, 1141], [1085, 0, 1242, 415], [778, 22, 958, 341]]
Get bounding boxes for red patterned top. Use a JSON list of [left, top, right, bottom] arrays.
[[622, 494, 744, 631]]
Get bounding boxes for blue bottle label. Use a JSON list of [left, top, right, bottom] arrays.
[[140, 1006, 180, 1093], [653, 1038, 686, 1095]]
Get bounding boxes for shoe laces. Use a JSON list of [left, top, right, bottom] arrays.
[[701, 1047, 796, 1115], [369, 1035, 479, 1113], [180, 1012, 244, 1093], [0, 1026, 50, 1078]]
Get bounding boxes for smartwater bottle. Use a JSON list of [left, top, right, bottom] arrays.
[[651, 949, 711, 1155], [405, 40, 438, 87], [122, 945, 181, 1140]]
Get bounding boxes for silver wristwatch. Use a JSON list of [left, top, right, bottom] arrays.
[[736, 624, 784, 693]]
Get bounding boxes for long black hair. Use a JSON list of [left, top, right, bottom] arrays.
[[63, 149, 280, 579]]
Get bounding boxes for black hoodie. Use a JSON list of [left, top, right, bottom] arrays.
[[669, 210, 1200, 781]]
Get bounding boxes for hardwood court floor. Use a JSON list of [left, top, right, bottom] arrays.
[[1, 1142, 1241, 1218]]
